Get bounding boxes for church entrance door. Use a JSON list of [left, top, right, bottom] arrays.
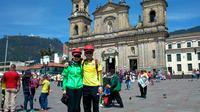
[[106, 57, 115, 73], [129, 59, 137, 72]]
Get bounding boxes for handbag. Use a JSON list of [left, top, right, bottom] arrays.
[[61, 93, 69, 106]]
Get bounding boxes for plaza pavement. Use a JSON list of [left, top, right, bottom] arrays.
[[1, 79, 200, 112]]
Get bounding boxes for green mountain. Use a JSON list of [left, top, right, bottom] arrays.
[[0, 35, 63, 62], [170, 26, 200, 35]]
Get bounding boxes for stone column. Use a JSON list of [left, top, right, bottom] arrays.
[[115, 55, 118, 72]]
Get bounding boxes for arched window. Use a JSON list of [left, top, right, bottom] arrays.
[[83, 25, 88, 33], [149, 10, 156, 22], [107, 21, 113, 32], [74, 25, 78, 35], [84, 4, 87, 11], [75, 4, 79, 12]]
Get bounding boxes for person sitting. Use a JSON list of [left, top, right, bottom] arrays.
[[102, 84, 111, 106], [107, 70, 123, 107]]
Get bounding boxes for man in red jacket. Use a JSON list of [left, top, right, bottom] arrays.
[[2, 64, 20, 112]]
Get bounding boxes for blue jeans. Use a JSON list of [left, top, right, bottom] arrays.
[[39, 93, 48, 110], [126, 80, 131, 90], [24, 92, 34, 110]]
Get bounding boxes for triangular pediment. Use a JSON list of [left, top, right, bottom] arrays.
[[103, 6, 115, 12], [93, 2, 129, 16]]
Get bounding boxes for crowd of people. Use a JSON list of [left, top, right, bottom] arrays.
[[0, 44, 104, 112], [1, 44, 199, 112], [1, 64, 51, 112], [192, 69, 200, 79]]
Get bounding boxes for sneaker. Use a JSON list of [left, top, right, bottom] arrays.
[[40, 108, 44, 112], [99, 104, 104, 107], [119, 105, 124, 108], [30, 109, 35, 112]]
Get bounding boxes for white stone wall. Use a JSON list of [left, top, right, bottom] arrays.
[[166, 36, 200, 75]]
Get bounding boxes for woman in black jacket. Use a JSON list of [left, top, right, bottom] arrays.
[[22, 70, 34, 112]]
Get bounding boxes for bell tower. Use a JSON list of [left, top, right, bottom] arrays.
[[69, 0, 91, 38], [141, 0, 167, 27]]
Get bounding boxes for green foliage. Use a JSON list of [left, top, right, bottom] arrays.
[[0, 35, 63, 62]]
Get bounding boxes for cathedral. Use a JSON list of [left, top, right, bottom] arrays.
[[65, 0, 168, 72]]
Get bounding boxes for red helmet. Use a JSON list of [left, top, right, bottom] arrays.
[[72, 48, 82, 56], [84, 44, 94, 53]]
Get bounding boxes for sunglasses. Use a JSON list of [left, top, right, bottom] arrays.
[[74, 55, 81, 58], [85, 52, 93, 54]]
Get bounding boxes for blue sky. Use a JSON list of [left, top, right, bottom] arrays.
[[0, 0, 200, 42]]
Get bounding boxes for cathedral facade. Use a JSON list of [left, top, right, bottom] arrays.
[[66, 0, 168, 72]]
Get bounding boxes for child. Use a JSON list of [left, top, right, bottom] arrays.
[[39, 75, 50, 111], [103, 84, 111, 106]]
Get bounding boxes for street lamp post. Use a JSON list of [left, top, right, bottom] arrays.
[[42, 55, 49, 75], [43, 61, 48, 75], [4, 35, 8, 72]]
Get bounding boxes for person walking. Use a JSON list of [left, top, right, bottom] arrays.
[[62, 48, 83, 112], [56, 73, 62, 87], [82, 44, 103, 112], [30, 73, 39, 102], [147, 71, 154, 85], [39, 75, 50, 112], [138, 70, 149, 99], [125, 72, 131, 90], [22, 70, 35, 112], [192, 70, 196, 79], [182, 71, 184, 79], [196, 69, 200, 79], [2, 64, 21, 112]]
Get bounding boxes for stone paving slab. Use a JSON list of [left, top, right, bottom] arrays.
[[0, 79, 200, 112]]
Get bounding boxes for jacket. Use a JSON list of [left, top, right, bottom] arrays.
[[62, 61, 83, 90], [110, 73, 121, 92], [22, 76, 31, 93]]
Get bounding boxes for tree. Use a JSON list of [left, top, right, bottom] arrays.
[[39, 47, 55, 57]]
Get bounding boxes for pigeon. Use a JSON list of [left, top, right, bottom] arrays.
[[129, 96, 132, 100]]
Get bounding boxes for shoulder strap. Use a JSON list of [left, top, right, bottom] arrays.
[[82, 60, 86, 66], [95, 59, 99, 80], [82, 60, 86, 76]]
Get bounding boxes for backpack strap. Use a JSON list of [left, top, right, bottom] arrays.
[[82, 60, 85, 77], [95, 59, 99, 80]]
